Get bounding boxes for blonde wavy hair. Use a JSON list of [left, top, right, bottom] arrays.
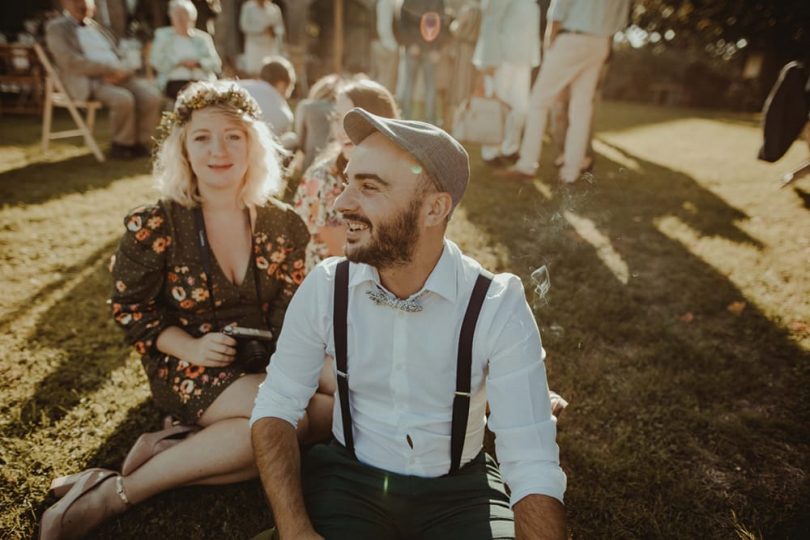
[[153, 81, 285, 208]]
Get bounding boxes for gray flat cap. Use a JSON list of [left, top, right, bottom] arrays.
[[343, 108, 470, 209]]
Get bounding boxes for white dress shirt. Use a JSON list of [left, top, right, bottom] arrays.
[[251, 239, 566, 505], [473, 0, 541, 68], [376, 0, 398, 51], [68, 12, 122, 69]]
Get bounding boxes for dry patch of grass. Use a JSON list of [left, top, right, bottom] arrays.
[[1, 104, 809, 538]]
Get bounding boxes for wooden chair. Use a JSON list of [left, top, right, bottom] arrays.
[[33, 43, 105, 162], [0, 44, 44, 115]]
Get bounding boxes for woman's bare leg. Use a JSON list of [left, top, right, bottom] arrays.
[[119, 372, 334, 503]]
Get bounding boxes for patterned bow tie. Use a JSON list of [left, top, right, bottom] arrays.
[[366, 285, 425, 313]]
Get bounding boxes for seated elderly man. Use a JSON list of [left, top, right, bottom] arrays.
[[150, 0, 221, 99], [46, 0, 163, 160], [236, 56, 296, 146], [251, 109, 567, 539]]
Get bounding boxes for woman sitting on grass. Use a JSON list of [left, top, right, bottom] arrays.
[[40, 81, 334, 539]]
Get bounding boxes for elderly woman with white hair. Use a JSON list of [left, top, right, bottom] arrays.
[[38, 81, 335, 539], [150, 0, 222, 98]]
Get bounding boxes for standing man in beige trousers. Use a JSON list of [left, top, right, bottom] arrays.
[[500, 0, 629, 184]]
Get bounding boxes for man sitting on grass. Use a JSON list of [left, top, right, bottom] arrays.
[[250, 109, 567, 539]]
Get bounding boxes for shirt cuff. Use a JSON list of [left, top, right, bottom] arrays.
[[248, 363, 314, 428], [501, 460, 567, 506]]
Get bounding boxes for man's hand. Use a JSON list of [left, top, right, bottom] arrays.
[[179, 59, 200, 69], [514, 494, 567, 540], [543, 20, 561, 53], [252, 417, 321, 539], [102, 68, 132, 85]]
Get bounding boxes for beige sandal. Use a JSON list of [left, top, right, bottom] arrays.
[[40, 469, 129, 539]]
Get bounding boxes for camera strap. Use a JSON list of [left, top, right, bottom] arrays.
[[193, 206, 267, 331]]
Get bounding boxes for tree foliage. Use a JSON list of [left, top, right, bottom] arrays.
[[632, 0, 810, 59]]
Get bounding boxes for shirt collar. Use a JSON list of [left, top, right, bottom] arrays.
[[348, 239, 458, 303], [65, 11, 87, 26]]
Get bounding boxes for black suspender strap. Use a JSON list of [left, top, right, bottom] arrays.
[[449, 272, 492, 474], [331, 258, 491, 470], [333, 259, 355, 456]]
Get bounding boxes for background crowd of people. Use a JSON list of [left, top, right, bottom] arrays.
[[32, 0, 632, 186]]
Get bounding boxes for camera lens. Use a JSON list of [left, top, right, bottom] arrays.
[[239, 340, 270, 373]]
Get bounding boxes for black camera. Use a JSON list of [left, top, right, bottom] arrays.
[[222, 325, 275, 373]]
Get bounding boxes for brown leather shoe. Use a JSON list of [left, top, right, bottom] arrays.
[[40, 469, 129, 540], [495, 166, 535, 180]]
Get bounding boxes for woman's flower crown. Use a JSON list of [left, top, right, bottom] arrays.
[[156, 81, 262, 142]]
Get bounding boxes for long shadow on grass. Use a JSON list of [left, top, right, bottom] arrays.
[[461, 147, 810, 538], [0, 238, 119, 331], [795, 187, 810, 210], [6, 250, 129, 437], [0, 153, 149, 207]]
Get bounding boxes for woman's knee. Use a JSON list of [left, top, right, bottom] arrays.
[[318, 360, 337, 395], [200, 373, 265, 425]]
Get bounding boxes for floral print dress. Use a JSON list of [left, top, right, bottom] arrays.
[[109, 199, 309, 424], [292, 151, 344, 271]]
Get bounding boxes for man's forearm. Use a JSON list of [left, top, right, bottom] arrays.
[[514, 494, 567, 540], [251, 417, 318, 539]]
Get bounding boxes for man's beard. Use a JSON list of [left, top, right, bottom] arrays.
[[344, 197, 421, 270]]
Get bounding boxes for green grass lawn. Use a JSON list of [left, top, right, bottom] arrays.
[[1, 103, 808, 539]]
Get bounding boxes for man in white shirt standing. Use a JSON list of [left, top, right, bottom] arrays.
[[251, 108, 567, 539], [499, 0, 630, 184], [370, 0, 399, 93], [473, 0, 541, 166], [45, 0, 163, 159]]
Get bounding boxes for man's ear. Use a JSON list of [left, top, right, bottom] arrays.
[[423, 192, 453, 227]]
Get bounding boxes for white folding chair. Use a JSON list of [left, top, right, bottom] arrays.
[[33, 43, 105, 162]]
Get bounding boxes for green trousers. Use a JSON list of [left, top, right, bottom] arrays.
[[301, 441, 515, 540]]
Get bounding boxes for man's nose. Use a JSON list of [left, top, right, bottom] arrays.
[[334, 183, 355, 213]]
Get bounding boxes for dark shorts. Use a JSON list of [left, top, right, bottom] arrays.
[[302, 441, 515, 540]]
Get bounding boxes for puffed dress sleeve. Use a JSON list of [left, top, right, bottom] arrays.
[[109, 203, 172, 356]]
